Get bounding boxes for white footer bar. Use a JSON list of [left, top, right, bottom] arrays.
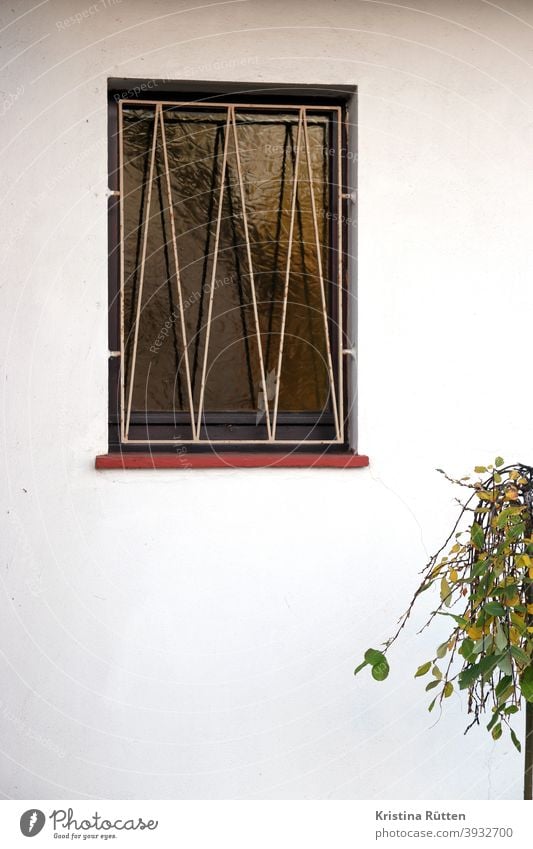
[[0, 799, 530, 848]]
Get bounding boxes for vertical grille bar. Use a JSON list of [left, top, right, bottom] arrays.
[[118, 100, 125, 442], [337, 107, 344, 443]]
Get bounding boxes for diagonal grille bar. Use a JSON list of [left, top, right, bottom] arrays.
[[125, 103, 160, 439], [230, 106, 272, 440], [159, 106, 197, 439], [271, 109, 303, 440], [302, 109, 341, 442], [195, 110, 231, 437]]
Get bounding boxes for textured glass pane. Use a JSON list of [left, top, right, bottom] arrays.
[[122, 105, 334, 418]]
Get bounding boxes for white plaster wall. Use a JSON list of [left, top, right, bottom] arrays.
[[1, 0, 533, 799]]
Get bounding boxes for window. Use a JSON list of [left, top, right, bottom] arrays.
[[107, 81, 357, 457]]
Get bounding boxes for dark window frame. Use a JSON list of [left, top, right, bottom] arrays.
[[107, 80, 355, 454]]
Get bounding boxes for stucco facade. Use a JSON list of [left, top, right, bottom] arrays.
[[1, 0, 532, 798]]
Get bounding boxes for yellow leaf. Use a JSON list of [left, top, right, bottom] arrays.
[[529, 566, 533, 581], [450, 569, 459, 582], [527, 627, 533, 634], [505, 594, 520, 607], [510, 627, 520, 644], [505, 486, 520, 501], [467, 626, 483, 640], [527, 605, 533, 615]]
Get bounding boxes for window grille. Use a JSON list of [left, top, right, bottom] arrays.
[[109, 91, 350, 450]]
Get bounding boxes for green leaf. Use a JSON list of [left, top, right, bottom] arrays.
[[354, 660, 368, 677], [471, 558, 489, 578], [494, 624, 508, 652], [425, 679, 440, 691], [458, 653, 503, 690], [436, 642, 448, 659], [495, 456, 505, 468], [504, 705, 519, 715], [473, 636, 493, 655], [497, 653, 513, 675], [437, 612, 469, 627], [495, 675, 512, 698], [511, 613, 527, 635], [371, 660, 390, 681], [520, 667, 533, 702], [432, 665, 443, 680], [484, 601, 506, 617], [443, 681, 453, 698], [511, 729, 522, 752], [440, 577, 451, 607], [510, 645, 531, 666], [507, 521, 525, 541], [428, 697, 437, 712], [475, 466, 488, 474], [492, 723, 502, 741], [496, 508, 512, 528], [487, 711, 499, 732], [364, 648, 386, 666], [459, 638, 475, 661], [471, 522, 485, 551], [415, 661, 432, 678], [497, 685, 514, 706]]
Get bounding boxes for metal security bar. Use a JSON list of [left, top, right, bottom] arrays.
[[117, 99, 344, 446]]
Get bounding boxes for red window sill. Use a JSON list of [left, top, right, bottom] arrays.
[[95, 452, 369, 470]]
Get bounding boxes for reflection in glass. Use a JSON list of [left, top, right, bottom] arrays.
[[122, 105, 335, 421]]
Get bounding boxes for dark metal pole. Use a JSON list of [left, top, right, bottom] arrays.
[[525, 702, 533, 800], [523, 474, 533, 800]]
